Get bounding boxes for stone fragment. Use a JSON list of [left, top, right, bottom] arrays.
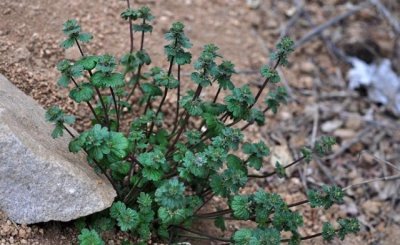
[[0, 74, 116, 224], [321, 120, 343, 133], [300, 61, 315, 73], [345, 114, 363, 130], [333, 129, 356, 139]]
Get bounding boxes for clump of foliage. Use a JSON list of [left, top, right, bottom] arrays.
[[46, 1, 360, 244]]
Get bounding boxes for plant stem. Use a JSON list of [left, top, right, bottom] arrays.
[[75, 39, 85, 57], [126, 0, 134, 53], [196, 208, 231, 218], [167, 85, 202, 155], [147, 58, 175, 138], [250, 58, 280, 109], [110, 87, 120, 131], [281, 231, 327, 243], [123, 179, 141, 203], [241, 106, 270, 131], [139, 19, 145, 50], [80, 148, 120, 195], [126, 19, 147, 103], [63, 125, 75, 138], [71, 78, 101, 123], [287, 199, 309, 208], [143, 95, 152, 115], [74, 38, 111, 129], [197, 197, 309, 220], [171, 65, 181, 134], [213, 86, 222, 103], [194, 193, 214, 215], [248, 156, 306, 178], [95, 87, 110, 130], [173, 226, 232, 243]]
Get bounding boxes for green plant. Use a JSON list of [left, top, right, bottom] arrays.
[[46, 1, 360, 244]]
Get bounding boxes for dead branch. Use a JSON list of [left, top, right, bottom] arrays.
[[294, 2, 370, 49], [343, 174, 400, 191], [368, 0, 400, 34]]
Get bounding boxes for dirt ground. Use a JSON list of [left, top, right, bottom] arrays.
[[1, 0, 400, 244]]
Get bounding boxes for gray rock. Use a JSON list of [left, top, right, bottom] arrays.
[[0, 74, 116, 224]]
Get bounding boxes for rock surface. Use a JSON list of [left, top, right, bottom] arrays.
[[0, 74, 116, 224]]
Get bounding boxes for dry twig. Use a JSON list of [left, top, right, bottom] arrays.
[[294, 2, 370, 49]]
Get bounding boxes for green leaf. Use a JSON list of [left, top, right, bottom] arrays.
[[91, 72, 125, 88], [78, 229, 104, 245], [141, 83, 163, 97], [270, 36, 294, 66], [181, 151, 208, 178], [46, 106, 75, 139], [62, 19, 81, 36], [151, 67, 179, 89], [110, 201, 139, 232], [136, 50, 152, 65], [92, 216, 115, 233], [201, 102, 226, 115], [61, 37, 75, 49], [247, 108, 265, 126], [337, 218, 360, 240], [164, 22, 192, 64], [142, 167, 163, 181], [180, 93, 203, 116], [51, 123, 65, 139], [216, 60, 236, 90], [254, 228, 281, 245], [155, 179, 186, 209], [314, 136, 336, 156], [78, 32, 93, 43], [322, 222, 336, 241], [300, 147, 312, 163], [260, 66, 280, 83], [137, 6, 154, 21], [57, 74, 71, 87], [109, 132, 129, 158], [76, 56, 98, 70], [137, 192, 153, 208], [191, 72, 211, 87], [307, 185, 344, 209], [225, 85, 255, 120], [231, 195, 251, 220], [272, 208, 303, 232], [45, 106, 64, 122], [110, 161, 130, 179], [63, 114, 75, 125], [226, 154, 244, 170], [133, 23, 153, 33], [121, 8, 138, 20], [61, 19, 92, 49], [265, 87, 288, 114], [57, 59, 72, 72], [69, 83, 94, 103], [210, 168, 247, 197], [252, 191, 286, 225], [214, 216, 226, 231], [175, 50, 192, 65], [138, 148, 167, 181], [95, 54, 117, 73], [69, 137, 83, 152], [233, 229, 252, 245], [242, 141, 269, 170], [275, 161, 286, 178]]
